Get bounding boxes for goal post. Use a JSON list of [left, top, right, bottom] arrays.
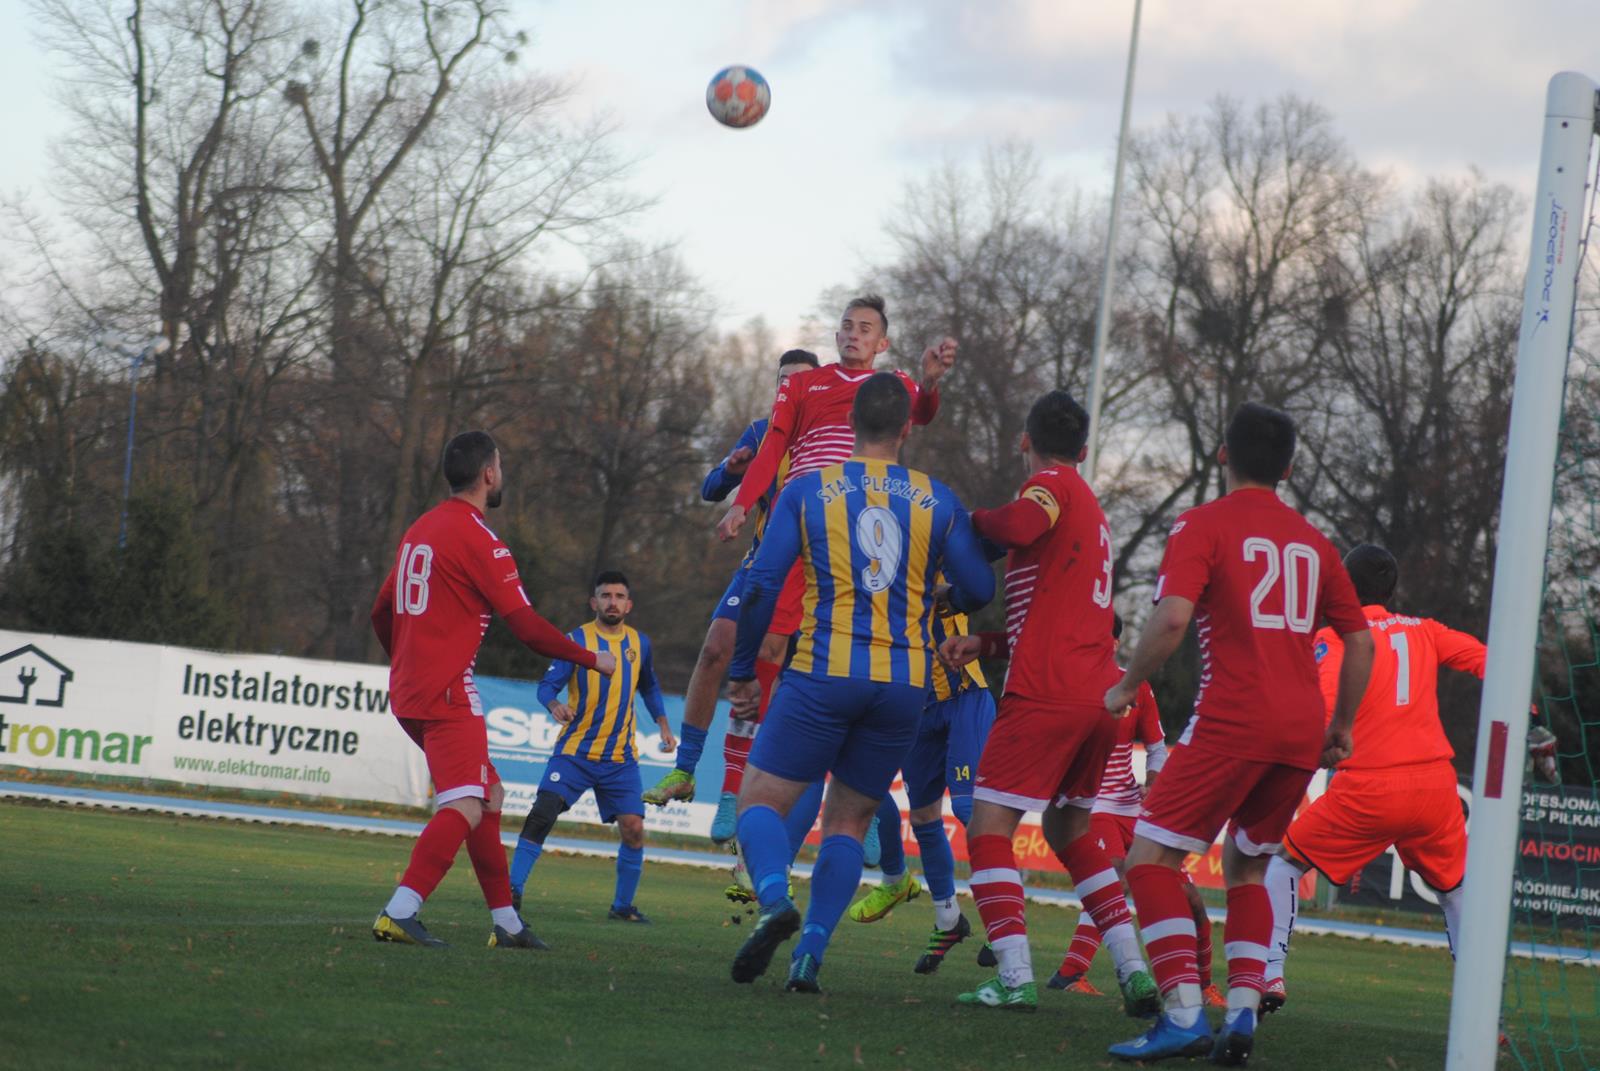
[[1445, 71, 1600, 1071]]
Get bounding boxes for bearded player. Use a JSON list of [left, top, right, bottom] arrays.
[[938, 390, 1158, 1016], [369, 430, 616, 950], [645, 295, 957, 809], [1104, 403, 1373, 1065], [649, 348, 819, 840], [1261, 544, 1486, 1011]]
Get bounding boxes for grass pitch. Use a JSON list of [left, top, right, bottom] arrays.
[[2, 800, 1488, 1070]]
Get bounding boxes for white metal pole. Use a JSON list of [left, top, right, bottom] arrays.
[[1444, 70, 1598, 1071], [1083, 0, 1142, 486]]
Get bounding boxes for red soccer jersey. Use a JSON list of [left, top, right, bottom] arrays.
[[1094, 682, 1165, 816], [1155, 487, 1367, 769], [975, 466, 1121, 706], [374, 498, 532, 719], [1313, 605, 1486, 771], [732, 364, 938, 512]]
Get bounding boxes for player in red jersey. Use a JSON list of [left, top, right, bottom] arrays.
[[369, 430, 617, 950], [645, 295, 956, 806], [1049, 616, 1223, 1008], [1261, 544, 1485, 1012], [1104, 403, 1373, 1065], [937, 391, 1156, 1015]]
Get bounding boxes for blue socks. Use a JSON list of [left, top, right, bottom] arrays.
[[784, 780, 826, 860], [509, 837, 543, 892], [951, 792, 973, 828], [795, 834, 865, 966], [613, 842, 644, 910], [875, 795, 905, 878], [676, 724, 708, 775], [737, 805, 794, 909], [912, 819, 956, 900]]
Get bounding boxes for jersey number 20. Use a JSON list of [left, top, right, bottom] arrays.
[[856, 507, 903, 594], [1243, 538, 1319, 633], [396, 542, 434, 615]]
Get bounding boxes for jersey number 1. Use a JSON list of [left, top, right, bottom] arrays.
[[396, 542, 434, 615], [1243, 538, 1319, 633]]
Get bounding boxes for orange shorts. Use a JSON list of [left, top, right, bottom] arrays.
[[770, 559, 806, 637], [1284, 760, 1466, 891]]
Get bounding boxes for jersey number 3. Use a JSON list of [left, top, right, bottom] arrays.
[[856, 507, 903, 594], [1243, 538, 1319, 633], [396, 542, 434, 615]]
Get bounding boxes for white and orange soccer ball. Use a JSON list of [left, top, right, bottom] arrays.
[[706, 66, 770, 129]]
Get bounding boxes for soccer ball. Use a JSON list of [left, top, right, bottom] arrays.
[[706, 66, 770, 129]]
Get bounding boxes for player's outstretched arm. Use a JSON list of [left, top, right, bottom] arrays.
[[702, 422, 762, 503], [971, 492, 1055, 551], [720, 382, 800, 539], [940, 508, 997, 614], [1321, 628, 1375, 767], [507, 606, 608, 673], [1106, 596, 1194, 714], [1431, 621, 1488, 679], [370, 567, 397, 658]]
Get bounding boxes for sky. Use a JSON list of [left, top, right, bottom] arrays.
[[4, 0, 1600, 339]]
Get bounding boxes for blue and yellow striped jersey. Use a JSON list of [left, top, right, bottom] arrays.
[[537, 622, 667, 763], [929, 609, 987, 702], [728, 458, 994, 688]]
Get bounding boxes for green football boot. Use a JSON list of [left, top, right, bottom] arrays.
[[847, 872, 921, 923], [642, 768, 695, 806], [956, 976, 1038, 1012], [1118, 968, 1161, 1019]]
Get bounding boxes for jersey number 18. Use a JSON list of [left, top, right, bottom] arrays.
[[395, 542, 434, 615]]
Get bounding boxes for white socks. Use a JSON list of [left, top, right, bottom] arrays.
[[491, 906, 523, 933], [1166, 985, 1204, 1027], [934, 896, 961, 931], [992, 934, 1033, 988], [1105, 922, 1147, 983], [1441, 884, 1466, 957], [1263, 854, 1303, 984], [384, 885, 423, 920]]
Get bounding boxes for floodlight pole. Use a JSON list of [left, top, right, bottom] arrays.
[[1444, 71, 1599, 1071], [118, 336, 168, 550], [1083, 0, 1142, 486]]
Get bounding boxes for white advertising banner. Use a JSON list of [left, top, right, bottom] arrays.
[[0, 629, 430, 807]]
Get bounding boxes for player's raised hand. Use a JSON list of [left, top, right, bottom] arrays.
[[717, 504, 748, 542], [727, 677, 762, 720], [724, 445, 755, 477], [548, 700, 576, 725], [1103, 679, 1138, 718], [1319, 724, 1353, 768], [938, 634, 982, 672], [921, 336, 957, 387], [593, 651, 618, 677]]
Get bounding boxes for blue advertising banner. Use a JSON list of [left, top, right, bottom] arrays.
[[475, 673, 727, 838]]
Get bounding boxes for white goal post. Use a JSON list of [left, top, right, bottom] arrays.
[[1445, 71, 1600, 1071]]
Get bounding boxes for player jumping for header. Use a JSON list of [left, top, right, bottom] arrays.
[[725, 373, 994, 995], [1104, 403, 1373, 1065], [370, 430, 616, 951], [509, 571, 676, 924]]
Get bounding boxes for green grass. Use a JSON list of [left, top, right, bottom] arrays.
[[0, 800, 1525, 1070]]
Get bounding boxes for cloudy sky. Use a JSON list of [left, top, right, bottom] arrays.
[[3, 0, 1600, 340]]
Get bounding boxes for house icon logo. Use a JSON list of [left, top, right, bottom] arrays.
[[0, 645, 74, 708]]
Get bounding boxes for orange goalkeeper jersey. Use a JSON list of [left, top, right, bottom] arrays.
[[1313, 604, 1486, 771]]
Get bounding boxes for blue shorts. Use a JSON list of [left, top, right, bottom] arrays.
[[748, 670, 925, 798], [711, 565, 749, 624], [903, 686, 997, 810], [539, 754, 644, 823]]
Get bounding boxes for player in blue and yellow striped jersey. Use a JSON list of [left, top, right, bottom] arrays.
[[508, 571, 675, 924], [847, 602, 999, 974], [723, 372, 994, 994]]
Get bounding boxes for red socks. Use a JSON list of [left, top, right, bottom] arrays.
[[1059, 918, 1101, 977], [400, 808, 472, 900], [1127, 863, 1200, 995], [1058, 834, 1134, 932], [466, 810, 513, 910], [968, 833, 1027, 943], [720, 659, 781, 795], [1224, 883, 1272, 996]]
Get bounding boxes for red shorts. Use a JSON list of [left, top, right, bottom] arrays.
[[398, 712, 499, 806], [770, 559, 806, 636], [1090, 810, 1137, 862], [1284, 761, 1466, 890], [973, 697, 1115, 813], [1136, 744, 1311, 857]]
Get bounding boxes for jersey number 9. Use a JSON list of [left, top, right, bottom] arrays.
[[396, 542, 434, 615], [856, 507, 903, 595]]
